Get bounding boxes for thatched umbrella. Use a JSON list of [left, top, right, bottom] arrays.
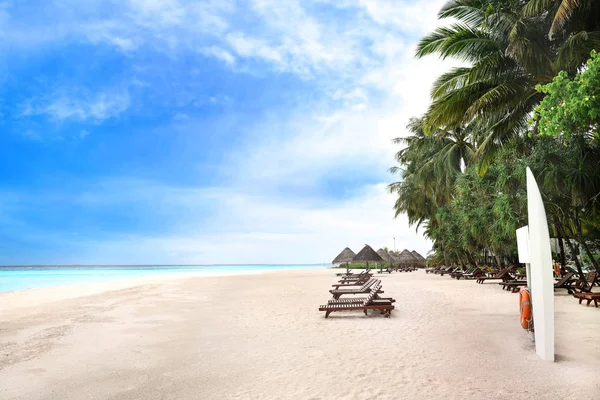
[[397, 249, 418, 265], [332, 247, 356, 273], [376, 249, 393, 263], [387, 251, 400, 263], [377, 249, 394, 272], [411, 250, 426, 265], [353, 244, 384, 271]]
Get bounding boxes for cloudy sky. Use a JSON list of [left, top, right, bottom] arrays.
[[0, 0, 452, 265]]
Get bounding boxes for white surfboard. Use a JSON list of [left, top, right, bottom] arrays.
[[526, 167, 555, 361]]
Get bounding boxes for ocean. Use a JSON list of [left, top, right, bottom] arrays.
[[0, 264, 326, 293]]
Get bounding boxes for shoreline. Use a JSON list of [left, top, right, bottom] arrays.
[[0, 266, 326, 315]]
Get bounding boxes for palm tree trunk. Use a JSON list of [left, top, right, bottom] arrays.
[[564, 236, 584, 276], [556, 222, 584, 275], [574, 210, 600, 272], [557, 233, 566, 275]]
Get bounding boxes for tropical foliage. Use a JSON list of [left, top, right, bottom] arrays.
[[390, 0, 600, 274], [533, 51, 600, 137]]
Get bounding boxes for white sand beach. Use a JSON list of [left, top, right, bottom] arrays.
[[1, 269, 599, 400]]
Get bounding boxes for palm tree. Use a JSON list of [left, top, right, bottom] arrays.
[[523, 0, 600, 39], [389, 117, 475, 265], [415, 0, 600, 172], [389, 117, 475, 224]]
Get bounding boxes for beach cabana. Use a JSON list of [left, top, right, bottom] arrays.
[[332, 247, 356, 273], [387, 251, 400, 263], [376, 249, 394, 272], [352, 245, 384, 271], [397, 249, 418, 266], [411, 250, 426, 267]]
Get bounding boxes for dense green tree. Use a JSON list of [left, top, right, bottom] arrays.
[[415, 0, 600, 171]]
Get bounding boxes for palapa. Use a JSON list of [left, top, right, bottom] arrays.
[[332, 247, 356, 264], [332, 247, 356, 274], [352, 244, 384, 270], [387, 251, 400, 262], [411, 250, 426, 264], [376, 248, 394, 262], [396, 249, 418, 265]]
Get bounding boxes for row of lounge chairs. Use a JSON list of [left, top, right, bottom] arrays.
[[319, 271, 396, 318], [377, 264, 418, 274], [427, 264, 600, 308]]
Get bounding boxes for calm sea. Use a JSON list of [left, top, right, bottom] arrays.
[[0, 264, 326, 293]]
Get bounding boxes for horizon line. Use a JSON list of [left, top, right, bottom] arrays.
[[0, 263, 332, 268]]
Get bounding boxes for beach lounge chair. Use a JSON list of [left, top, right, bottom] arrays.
[[332, 276, 372, 289], [451, 267, 475, 279], [327, 293, 396, 305], [439, 267, 457, 276], [433, 266, 451, 275], [459, 268, 486, 280], [320, 282, 395, 318], [571, 271, 597, 294], [377, 265, 394, 274], [426, 266, 442, 274], [554, 272, 576, 291], [339, 271, 371, 279], [476, 266, 516, 284], [572, 292, 600, 308], [329, 279, 384, 299], [500, 280, 527, 292], [338, 271, 372, 281]]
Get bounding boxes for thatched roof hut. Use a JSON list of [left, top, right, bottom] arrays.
[[387, 251, 400, 262], [411, 250, 426, 264], [353, 245, 384, 263], [376, 248, 394, 262], [396, 249, 418, 264], [332, 247, 356, 264]]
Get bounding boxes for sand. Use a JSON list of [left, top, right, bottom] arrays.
[[1, 269, 599, 400]]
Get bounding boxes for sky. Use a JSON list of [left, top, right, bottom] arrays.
[[0, 0, 452, 265]]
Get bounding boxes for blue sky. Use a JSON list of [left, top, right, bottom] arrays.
[[0, 0, 450, 264]]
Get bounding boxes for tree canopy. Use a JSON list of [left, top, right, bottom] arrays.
[[390, 0, 600, 274]]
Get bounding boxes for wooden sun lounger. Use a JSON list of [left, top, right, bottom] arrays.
[[329, 279, 384, 299], [554, 272, 576, 291], [500, 280, 527, 292], [459, 268, 486, 280], [476, 266, 516, 284], [338, 272, 372, 281], [571, 271, 597, 294], [320, 283, 395, 318], [327, 295, 396, 304], [451, 267, 474, 279], [572, 291, 600, 308], [439, 267, 457, 276], [332, 277, 372, 289]]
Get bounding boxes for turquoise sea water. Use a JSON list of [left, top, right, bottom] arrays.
[[0, 264, 326, 293]]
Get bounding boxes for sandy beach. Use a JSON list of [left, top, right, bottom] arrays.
[[1, 268, 599, 400]]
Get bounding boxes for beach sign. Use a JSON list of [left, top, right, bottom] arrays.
[[516, 226, 532, 290], [525, 167, 555, 362], [516, 226, 529, 264]]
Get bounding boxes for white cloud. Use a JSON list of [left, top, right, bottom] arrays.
[[357, 0, 446, 33], [226, 33, 283, 64], [67, 182, 431, 264], [23, 89, 130, 123], [4, 0, 460, 263], [200, 45, 236, 65]]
